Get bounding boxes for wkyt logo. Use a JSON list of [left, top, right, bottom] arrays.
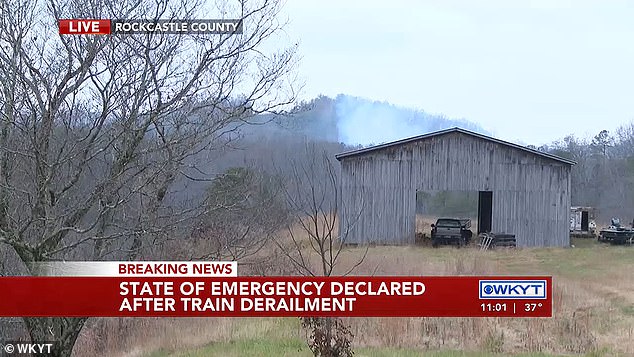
[[479, 280, 547, 299]]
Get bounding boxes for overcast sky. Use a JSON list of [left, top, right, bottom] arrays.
[[280, 0, 634, 146]]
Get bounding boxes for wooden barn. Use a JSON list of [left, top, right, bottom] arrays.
[[335, 127, 575, 247]]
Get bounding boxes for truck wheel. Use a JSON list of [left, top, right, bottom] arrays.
[[432, 239, 439, 248]]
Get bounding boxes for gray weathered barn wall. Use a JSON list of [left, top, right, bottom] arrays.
[[336, 129, 573, 247]]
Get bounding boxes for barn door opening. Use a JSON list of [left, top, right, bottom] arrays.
[[478, 191, 493, 234], [415, 190, 478, 246], [581, 211, 589, 231]]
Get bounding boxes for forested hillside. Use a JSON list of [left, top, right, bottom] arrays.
[[538, 128, 634, 222], [240, 94, 490, 145]]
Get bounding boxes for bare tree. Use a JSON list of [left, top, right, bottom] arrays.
[[276, 144, 365, 277], [0, 0, 298, 355], [591, 129, 614, 158], [274, 144, 365, 357], [545, 127, 634, 221], [185, 166, 289, 262]]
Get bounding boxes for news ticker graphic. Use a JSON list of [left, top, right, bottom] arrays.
[[58, 19, 243, 35], [0, 276, 552, 318], [31, 261, 236, 277]]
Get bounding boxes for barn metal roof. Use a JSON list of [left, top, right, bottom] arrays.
[[335, 127, 576, 165]]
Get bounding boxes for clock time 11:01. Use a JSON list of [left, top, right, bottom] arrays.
[[481, 303, 507, 312]]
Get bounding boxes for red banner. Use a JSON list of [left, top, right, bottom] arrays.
[[59, 20, 111, 35], [0, 276, 552, 317]]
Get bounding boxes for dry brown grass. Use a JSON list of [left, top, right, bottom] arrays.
[[339, 245, 633, 356], [73, 223, 634, 356], [74, 318, 233, 357]]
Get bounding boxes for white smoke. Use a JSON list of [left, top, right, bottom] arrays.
[[335, 94, 489, 146]]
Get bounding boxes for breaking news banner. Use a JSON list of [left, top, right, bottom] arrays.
[[0, 262, 552, 317], [58, 19, 243, 35], [32, 261, 237, 277]]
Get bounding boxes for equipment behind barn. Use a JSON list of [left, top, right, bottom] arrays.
[[598, 218, 634, 245], [570, 206, 596, 238], [478, 232, 517, 250]]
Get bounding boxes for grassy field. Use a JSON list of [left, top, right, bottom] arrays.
[[143, 319, 584, 357], [140, 318, 605, 357], [74, 237, 634, 357]]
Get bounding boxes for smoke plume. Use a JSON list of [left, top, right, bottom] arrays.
[[334, 94, 489, 146]]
